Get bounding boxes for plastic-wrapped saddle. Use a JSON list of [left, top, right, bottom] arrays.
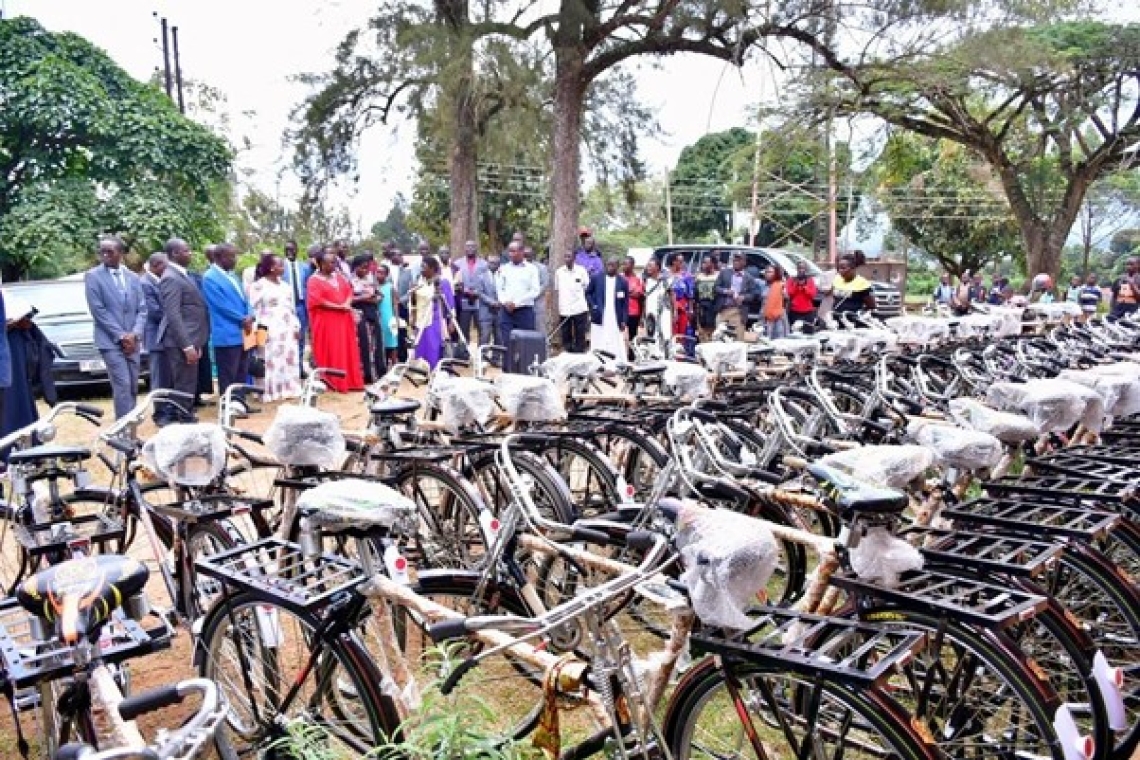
[[494, 375, 566, 422], [264, 405, 347, 468], [765, 337, 822, 357], [987, 378, 1106, 433], [662, 361, 711, 398], [906, 419, 1003, 471], [295, 479, 417, 533], [541, 353, 603, 386], [849, 527, 924, 588], [1059, 367, 1140, 420], [947, 398, 1039, 443], [142, 424, 228, 487], [1026, 302, 1082, 319], [674, 502, 780, 630], [886, 316, 951, 346], [818, 445, 935, 488], [985, 307, 1025, 338], [435, 376, 498, 433], [695, 342, 750, 374], [1085, 362, 1140, 418]]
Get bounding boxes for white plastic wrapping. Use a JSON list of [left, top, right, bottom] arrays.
[[905, 419, 1003, 471], [812, 331, 865, 360], [295, 479, 417, 532], [954, 313, 1003, 339], [695, 342, 750, 374], [985, 307, 1025, 338], [1085, 362, 1140, 418], [263, 405, 346, 468], [818, 445, 935, 488], [434, 377, 498, 433], [852, 328, 899, 354], [886, 316, 951, 346], [1026, 302, 1082, 320], [765, 337, 822, 357], [662, 361, 711, 398], [674, 503, 779, 630], [987, 378, 1106, 433], [541, 353, 603, 386], [849, 527, 924, 588], [1059, 367, 1140, 420], [494, 375, 566, 422], [141, 424, 227, 487], [947, 398, 1040, 443]]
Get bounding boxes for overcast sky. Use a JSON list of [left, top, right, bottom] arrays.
[[4, 0, 779, 233]]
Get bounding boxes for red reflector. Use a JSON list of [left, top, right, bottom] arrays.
[[394, 557, 408, 572], [490, 519, 501, 532]]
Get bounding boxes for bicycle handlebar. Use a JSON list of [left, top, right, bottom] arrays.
[[0, 402, 106, 452]]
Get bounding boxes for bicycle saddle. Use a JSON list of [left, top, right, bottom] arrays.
[[295, 479, 417, 533], [806, 462, 908, 516], [628, 362, 667, 377], [16, 555, 149, 645], [8, 444, 90, 465], [369, 398, 422, 418]]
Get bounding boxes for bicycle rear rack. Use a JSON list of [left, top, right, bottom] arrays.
[[13, 513, 124, 558], [690, 607, 927, 688], [831, 569, 1047, 630], [1025, 448, 1140, 484], [944, 495, 1121, 541], [900, 525, 1062, 579], [194, 538, 365, 615], [146, 493, 276, 526], [0, 597, 171, 693]]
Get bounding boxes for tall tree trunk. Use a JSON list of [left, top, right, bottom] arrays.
[[439, 0, 478, 256], [549, 1, 590, 278]]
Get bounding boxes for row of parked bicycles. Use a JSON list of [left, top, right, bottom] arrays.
[[0, 299, 1135, 760]]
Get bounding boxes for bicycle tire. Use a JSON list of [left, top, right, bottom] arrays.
[[589, 423, 670, 501], [533, 436, 623, 519], [182, 519, 244, 621], [195, 591, 399, 756], [663, 658, 939, 760], [464, 449, 575, 525], [390, 460, 489, 569]]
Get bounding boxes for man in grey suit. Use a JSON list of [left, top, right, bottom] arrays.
[[157, 238, 210, 426], [84, 236, 147, 419], [454, 240, 489, 357], [387, 247, 416, 361], [140, 253, 168, 396], [477, 255, 503, 353]]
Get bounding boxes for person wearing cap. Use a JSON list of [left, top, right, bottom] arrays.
[[84, 236, 147, 419], [714, 251, 759, 339], [351, 252, 386, 382], [574, 229, 604, 277]]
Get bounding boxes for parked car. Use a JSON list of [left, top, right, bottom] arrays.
[[650, 244, 903, 320], [1, 278, 149, 391]]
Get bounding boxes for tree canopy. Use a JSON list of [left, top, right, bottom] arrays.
[[0, 17, 232, 278]]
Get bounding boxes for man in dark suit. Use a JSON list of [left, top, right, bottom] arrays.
[[157, 238, 210, 425], [84, 236, 147, 419], [140, 253, 168, 399], [714, 251, 759, 337], [454, 240, 489, 358], [585, 256, 629, 357], [281, 239, 311, 374]]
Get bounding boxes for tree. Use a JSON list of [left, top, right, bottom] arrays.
[[670, 128, 754, 240], [867, 133, 1023, 278], [0, 17, 232, 278], [1111, 229, 1140, 257], [806, 20, 1140, 281], [370, 194, 417, 249]]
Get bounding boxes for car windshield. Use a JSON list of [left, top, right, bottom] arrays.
[[2, 281, 92, 319], [780, 251, 824, 277]]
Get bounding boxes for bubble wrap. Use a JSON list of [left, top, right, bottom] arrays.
[[263, 405, 346, 468], [886, 316, 951, 345], [818, 445, 935, 488], [494, 375, 566, 422], [695, 342, 750, 374], [853, 328, 899, 353], [541, 353, 602, 386], [812, 331, 865, 360], [947, 398, 1040, 443], [987, 378, 1106, 433], [849, 527, 924, 588], [1059, 367, 1140, 419], [295, 479, 417, 532], [1026, 302, 1082, 319], [905, 420, 1003, 471], [141, 424, 227, 487], [435, 377, 498, 433], [662, 361, 711, 398], [954, 313, 1005, 339], [674, 503, 779, 630]]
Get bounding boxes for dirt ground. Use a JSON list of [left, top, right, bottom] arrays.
[[0, 387, 376, 757]]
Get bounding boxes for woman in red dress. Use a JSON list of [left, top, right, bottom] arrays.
[[306, 250, 364, 392]]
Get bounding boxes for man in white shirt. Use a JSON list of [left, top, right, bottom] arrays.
[[494, 240, 541, 346], [554, 249, 591, 353]]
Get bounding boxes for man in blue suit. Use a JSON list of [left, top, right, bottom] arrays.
[[84, 236, 147, 419], [140, 253, 168, 395], [281, 239, 311, 375], [202, 243, 253, 407], [585, 256, 629, 358]]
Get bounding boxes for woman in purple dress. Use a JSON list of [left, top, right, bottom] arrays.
[[410, 256, 455, 369]]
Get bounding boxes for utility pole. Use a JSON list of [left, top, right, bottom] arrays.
[[664, 171, 674, 245], [171, 25, 186, 114], [156, 13, 173, 99]]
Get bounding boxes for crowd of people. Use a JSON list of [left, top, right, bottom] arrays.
[[929, 257, 1140, 321]]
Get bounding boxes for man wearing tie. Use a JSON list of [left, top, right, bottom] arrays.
[[281, 239, 310, 374], [84, 236, 147, 419], [140, 252, 168, 395], [157, 238, 210, 425], [202, 243, 254, 407]]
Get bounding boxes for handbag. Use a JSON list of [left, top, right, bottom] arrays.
[[248, 349, 266, 379]]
